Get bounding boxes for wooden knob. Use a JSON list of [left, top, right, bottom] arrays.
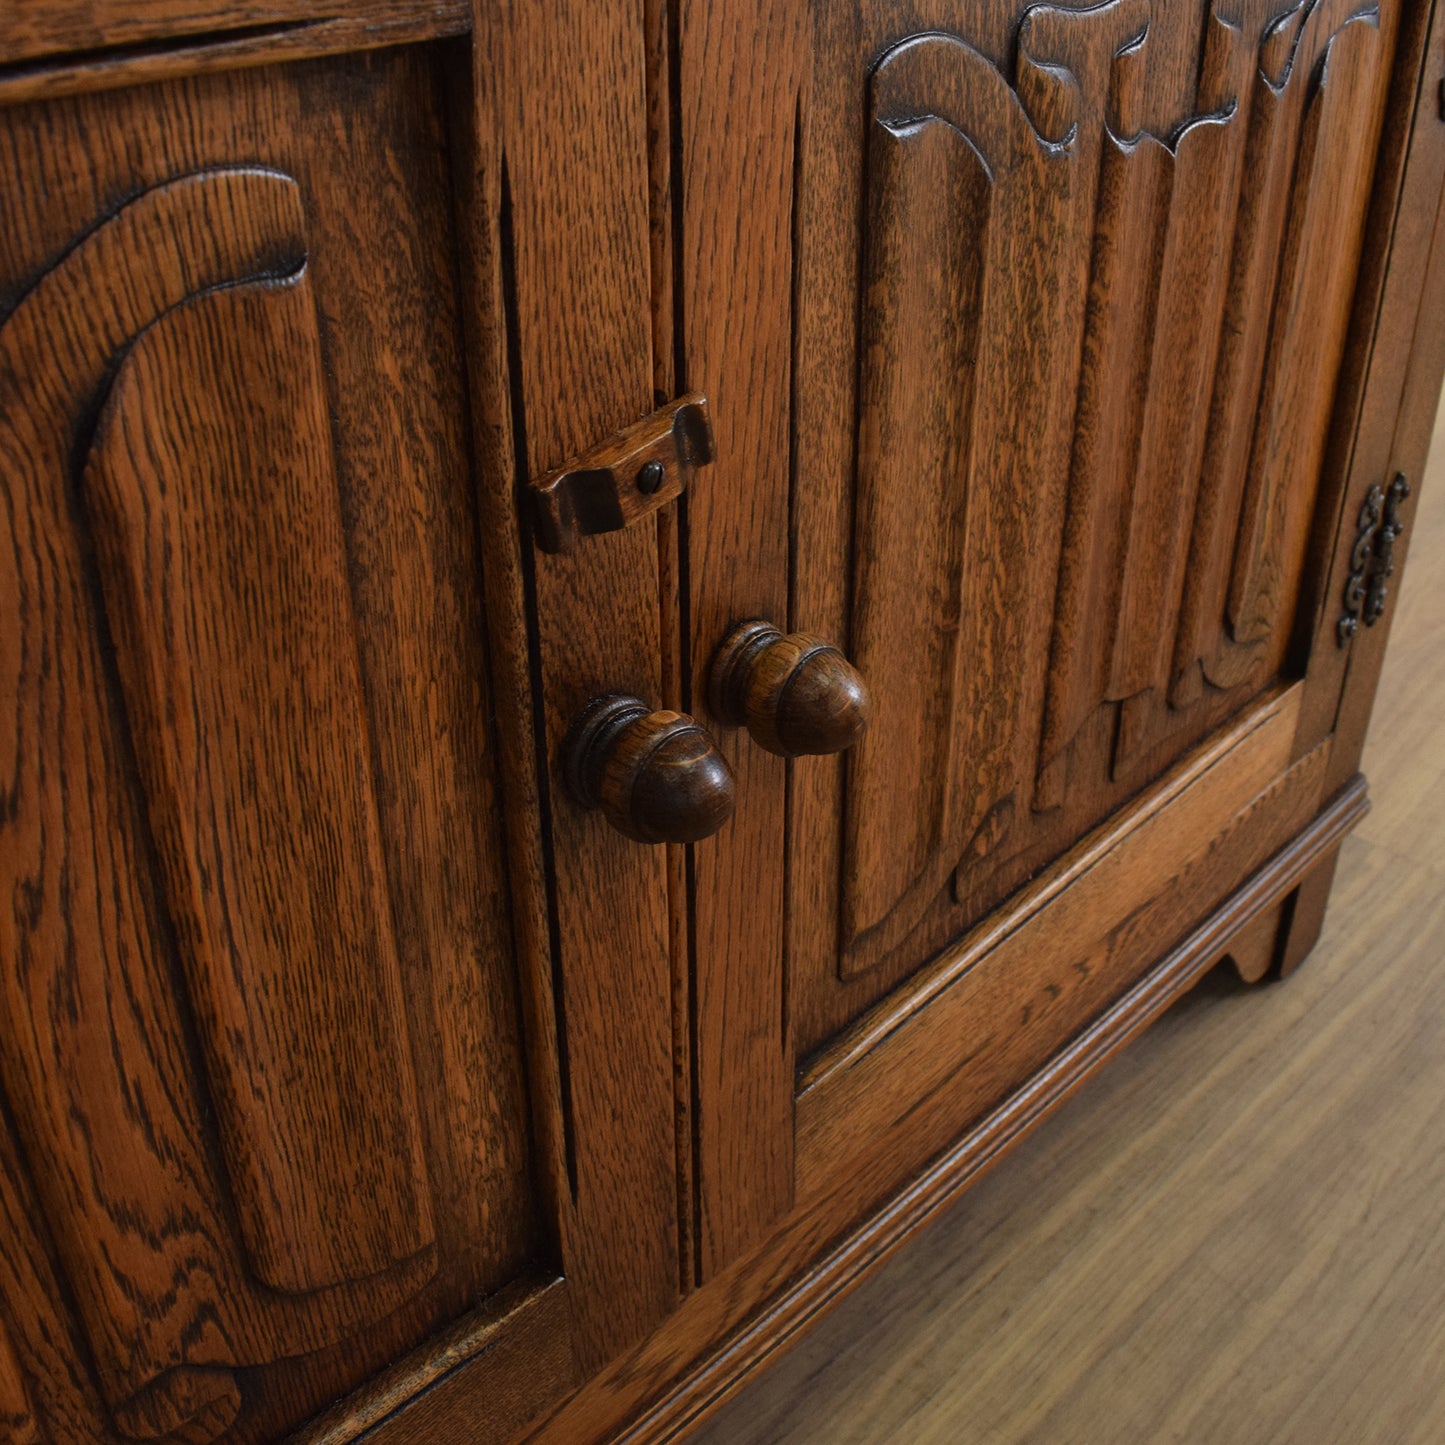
[[708, 620, 871, 758], [563, 695, 736, 844]]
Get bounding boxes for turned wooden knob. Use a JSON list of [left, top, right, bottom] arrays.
[[708, 620, 871, 758], [563, 695, 736, 844]]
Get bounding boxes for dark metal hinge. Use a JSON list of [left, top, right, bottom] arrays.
[[1338, 472, 1411, 645]]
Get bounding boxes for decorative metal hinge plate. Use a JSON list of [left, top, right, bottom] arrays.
[[1338, 472, 1411, 645], [528, 393, 714, 553]]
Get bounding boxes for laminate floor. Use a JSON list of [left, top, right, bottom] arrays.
[[695, 394, 1445, 1445]]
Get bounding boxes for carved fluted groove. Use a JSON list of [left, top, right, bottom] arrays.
[[709, 621, 871, 758], [843, 105, 991, 964], [564, 696, 736, 845], [1196, 5, 1246, 113], [1258, 0, 1312, 84], [1036, 129, 1170, 795], [1170, 0, 1367, 697], [840, 0, 1392, 978], [1223, 7, 1382, 656], [1108, 24, 1150, 138]]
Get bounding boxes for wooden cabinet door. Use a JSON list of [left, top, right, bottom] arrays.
[[676, 0, 1432, 1268], [0, 10, 679, 1443], [790, 0, 1403, 1033]]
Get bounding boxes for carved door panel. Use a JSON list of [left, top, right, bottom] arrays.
[[0, 24, 677, 1445], [765, 0, 1402, 1059]]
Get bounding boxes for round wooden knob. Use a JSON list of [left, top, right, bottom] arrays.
[[563, 695, 736, 844], [708, 620, 871, 758]]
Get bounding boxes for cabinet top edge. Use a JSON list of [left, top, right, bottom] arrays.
[[0, 0, 468, 108]]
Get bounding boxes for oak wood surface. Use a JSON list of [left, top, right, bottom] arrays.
[[1, 3, 1440, 1443], [0, 0, 466, 71], [296, 1278, 579, 1445], [463, 0, 682, 1372], [0, 5, 470, 107], [673, 0, 803, 1282], [689, 386, 1445, 1445], [786, 0, 1400, 1057], [0, 43, 553, 1445], [795, 688, 1337, 1209]]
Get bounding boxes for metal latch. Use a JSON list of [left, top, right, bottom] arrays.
[[528, 393, 714, 553]]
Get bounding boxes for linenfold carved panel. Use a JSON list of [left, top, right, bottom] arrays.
[[837, 0, 1386, 979]]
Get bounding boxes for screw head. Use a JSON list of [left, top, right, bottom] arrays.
[[636, 460, 666, 495]]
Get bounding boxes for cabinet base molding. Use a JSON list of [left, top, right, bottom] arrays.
[[545, 774, 1369, 1445]]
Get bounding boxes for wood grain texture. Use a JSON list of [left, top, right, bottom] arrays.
[[84, 267, 433, 1295], [0, 163, 425, 1439], [465, 0, 682, 1370], [689, 400, 1445, 1445], [0, 0, 466, 70], [0, 48, 544, 1444], [788, 0, 1398, 1055], [296, 1277, 579, 1445], [798, 688, 1336, 1207], [0, 1118, 120, 1444], [0, 1319, 42, 1445], [843, 85, 993, 958], [0, 5, 469, 108], [1215, 5, 1387, 678], [674, 0, 803, 1281]]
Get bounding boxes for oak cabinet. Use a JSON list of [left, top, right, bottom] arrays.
[[0, 36, 676, 1445], [1, 1, 1443, 1443], [739, 0, 1407, 1235]]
